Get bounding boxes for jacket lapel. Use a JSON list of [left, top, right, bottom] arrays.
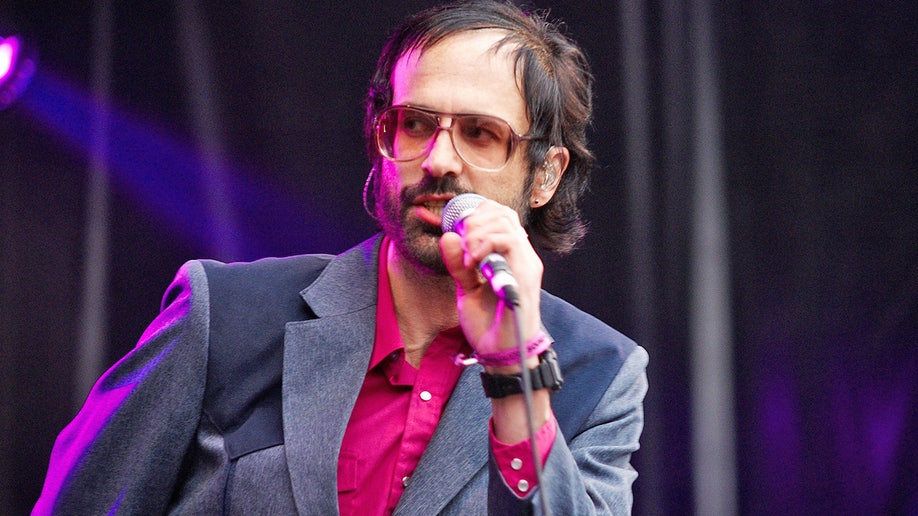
[[282, 238, 380, 515], [281, 236, 492, 514], [393, 363, 492, 514]]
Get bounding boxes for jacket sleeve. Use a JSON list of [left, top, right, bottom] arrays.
[[488, 345, 649, 515], [33, 260, 211, 515]]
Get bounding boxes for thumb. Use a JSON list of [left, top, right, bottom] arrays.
[[439, 232, 482, 295]]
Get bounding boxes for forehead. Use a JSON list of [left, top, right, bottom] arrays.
[[391, 30, 528, 131]]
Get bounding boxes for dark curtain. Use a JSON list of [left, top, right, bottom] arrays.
[[1, 1, 914, 514], [722, 2, 917, 513]]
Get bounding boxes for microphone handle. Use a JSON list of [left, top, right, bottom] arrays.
[[480, 253, 520, 306]]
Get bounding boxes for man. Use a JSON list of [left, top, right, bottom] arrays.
[[35, 1, 648, 514]]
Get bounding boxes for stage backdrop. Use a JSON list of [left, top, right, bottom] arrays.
[[1, 1, 914, 514]]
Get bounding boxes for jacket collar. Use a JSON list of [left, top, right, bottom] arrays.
[[299, 235, 382, 317]]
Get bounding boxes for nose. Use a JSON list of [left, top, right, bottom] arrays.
[[422, 124, 463, 178]]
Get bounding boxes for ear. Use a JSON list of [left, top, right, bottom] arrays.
[[530, 146, 570, 208]]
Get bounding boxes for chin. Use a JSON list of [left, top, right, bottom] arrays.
[[378, 193, 451, 275], [395, 228, 450, 276], [407, 239, 450, 276]]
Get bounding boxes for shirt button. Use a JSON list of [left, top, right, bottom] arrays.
[[402, 476, 411, 487], [420, 390, 432, 401], [510, 458, 523, 470], [517, 479, 530, 493]]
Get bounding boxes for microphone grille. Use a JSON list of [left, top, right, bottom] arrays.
[[440, 193, 485, 233]]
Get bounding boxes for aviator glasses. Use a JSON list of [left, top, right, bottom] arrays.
[[375, 105, 541, 172]]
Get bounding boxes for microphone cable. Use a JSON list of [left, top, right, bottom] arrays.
[[506, 293, 552, 516]]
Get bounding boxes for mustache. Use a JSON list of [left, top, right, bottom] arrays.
[[399, 175, 473, 204]]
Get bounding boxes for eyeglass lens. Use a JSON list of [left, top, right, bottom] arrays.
[[377, 107, 515, 170]]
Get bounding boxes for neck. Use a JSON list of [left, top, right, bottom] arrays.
[[386, 243, 458, 367]]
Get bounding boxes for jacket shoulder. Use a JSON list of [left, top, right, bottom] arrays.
[[196, 254, 334, 435], [540, 291, 640, 440]]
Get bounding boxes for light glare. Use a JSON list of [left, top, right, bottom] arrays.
[[0, 36, 17, 81]]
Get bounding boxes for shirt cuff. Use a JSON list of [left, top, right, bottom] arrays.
[[489, 412, 557, 498]]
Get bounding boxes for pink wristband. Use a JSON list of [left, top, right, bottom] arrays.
[[472, 329, 554, 367]]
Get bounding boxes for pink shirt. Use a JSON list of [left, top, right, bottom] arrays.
[[337, 237, 556, 515]]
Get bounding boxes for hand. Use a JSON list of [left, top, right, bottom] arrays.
[[439, 199, 543, 362]]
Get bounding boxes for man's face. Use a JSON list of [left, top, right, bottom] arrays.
[[376, 30, 532, 274]]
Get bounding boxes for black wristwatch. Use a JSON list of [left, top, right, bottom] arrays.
[[480, 347, 564, 399]]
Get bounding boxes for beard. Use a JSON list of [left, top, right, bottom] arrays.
[[376, 174, 467, 275], [374, 169, 532, 276]]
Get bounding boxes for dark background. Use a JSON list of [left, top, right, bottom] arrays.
[[1, 1, 915, 514]]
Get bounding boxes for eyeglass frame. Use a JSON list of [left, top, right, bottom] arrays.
[[374, 104, 545, 172]]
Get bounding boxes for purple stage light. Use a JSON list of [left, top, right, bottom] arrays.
[[0, 36, 15, 78], [0, 34, 36, 110]]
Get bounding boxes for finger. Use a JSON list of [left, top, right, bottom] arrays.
[[461, 212, 530, 263], [439, 231, 483, 295], [466, 231, 529, 263]]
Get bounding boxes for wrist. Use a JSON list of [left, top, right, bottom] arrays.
[[483, 355, 539, 375], [473, 329, 553, 367], [480, 347, 564, 399]]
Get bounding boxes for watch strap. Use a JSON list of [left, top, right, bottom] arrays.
[[480, 347, 564, 398]]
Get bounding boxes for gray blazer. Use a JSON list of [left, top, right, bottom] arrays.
[[35, 235, 648, 515]]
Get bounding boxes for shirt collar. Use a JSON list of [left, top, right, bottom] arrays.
[[370, 236, 404, 370]]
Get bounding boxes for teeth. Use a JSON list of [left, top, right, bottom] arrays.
[[423, 201, 446, 215]]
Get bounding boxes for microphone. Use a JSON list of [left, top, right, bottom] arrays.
[[441, 194, 520, 306]]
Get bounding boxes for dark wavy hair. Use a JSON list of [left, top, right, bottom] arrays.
[[364, 0, 595, 254]]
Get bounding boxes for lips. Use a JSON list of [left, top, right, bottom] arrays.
[[411, 194, 455, 227]]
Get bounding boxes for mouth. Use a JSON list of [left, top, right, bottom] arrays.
[[411, 194, 455, 228]]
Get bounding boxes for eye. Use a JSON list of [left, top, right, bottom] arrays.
[[459, 116, 507, 146], [398, 110, 437, 137]]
